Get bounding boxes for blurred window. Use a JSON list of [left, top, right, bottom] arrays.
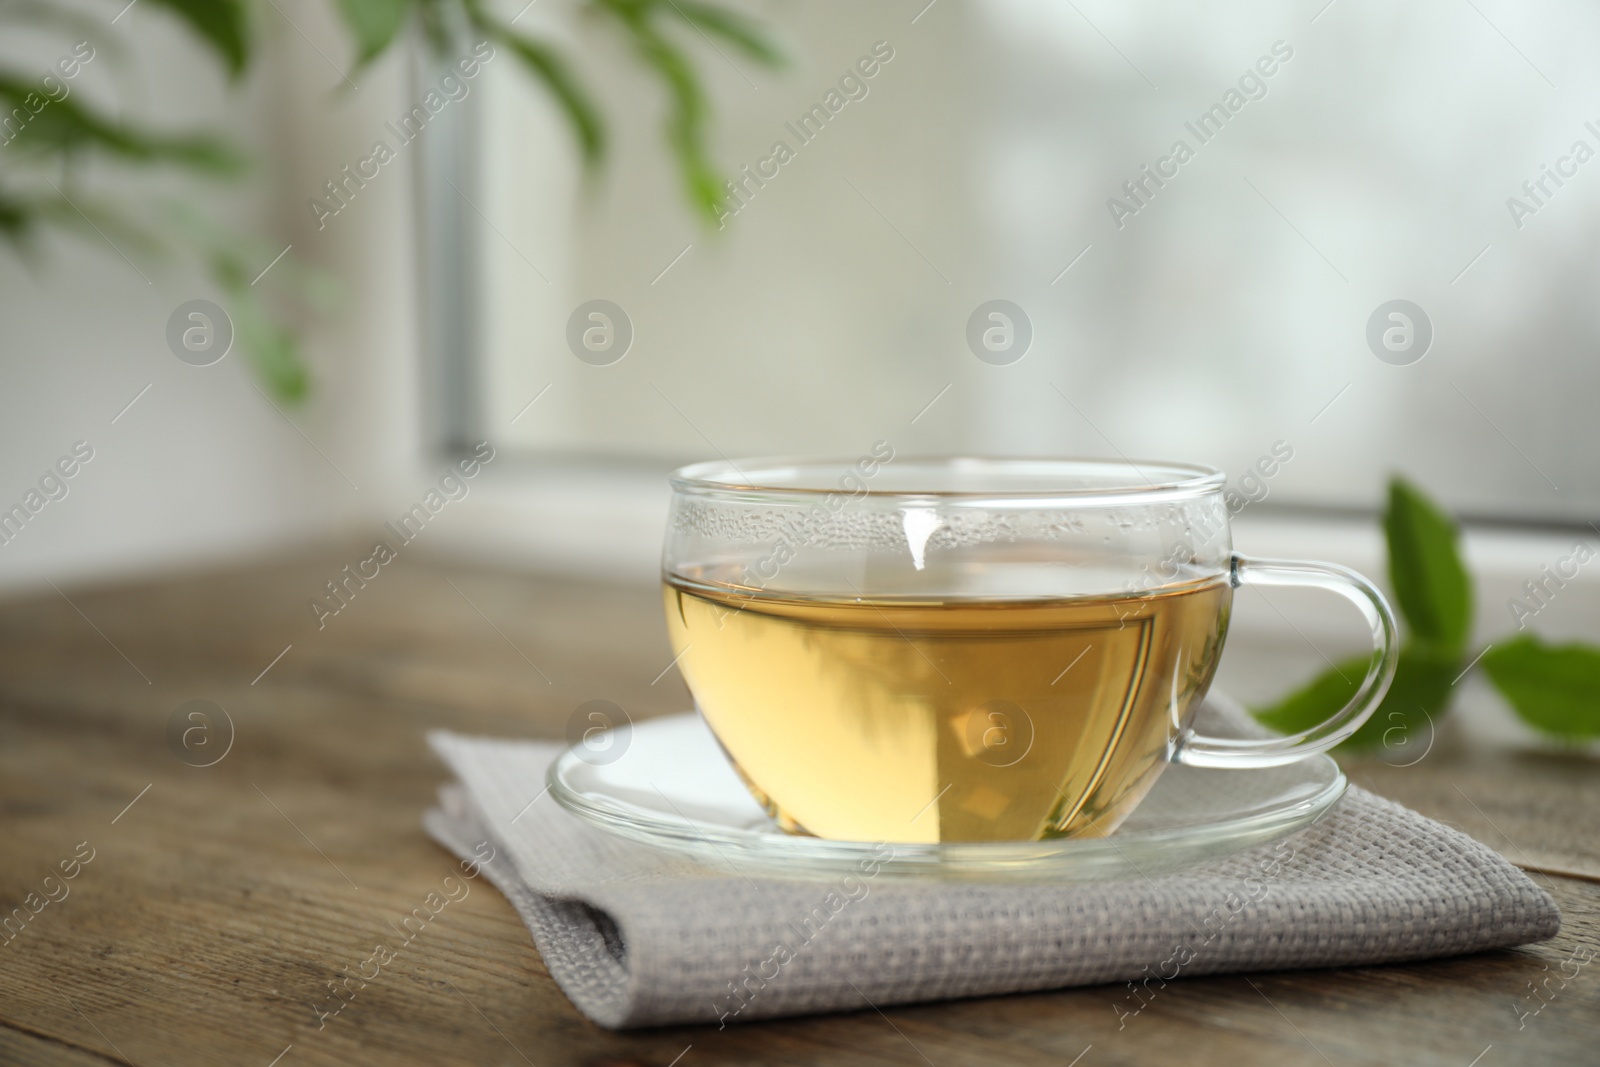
[[435, 0, 1600, 524]]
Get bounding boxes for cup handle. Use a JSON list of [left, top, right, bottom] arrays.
[[1174, 554, 1399, 769]]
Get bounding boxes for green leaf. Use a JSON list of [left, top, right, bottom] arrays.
[[1253, 648, 1459, 753], [492, 30, 606, 166], [228, 283, 311, 405], [0, 189, 33, 248], [336, 0, 414, 66], [667, 0, 785, 66], [0, 79, 244, 172], [1481, 634, 1600, 740], [145, 0, 250, 77], [1254, 654, 1364, 738], [202, 233, 315, 405], [598, 0, 723, 224], [1384, 477, 1473, 656]]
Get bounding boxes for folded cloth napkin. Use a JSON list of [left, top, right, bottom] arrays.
[[424, 730, 1560, 1030]]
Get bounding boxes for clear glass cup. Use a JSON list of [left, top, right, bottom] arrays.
[[661, 454, 1397, 844]]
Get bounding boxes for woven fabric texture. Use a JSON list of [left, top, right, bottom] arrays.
[[424, 731, 1560, 1030]]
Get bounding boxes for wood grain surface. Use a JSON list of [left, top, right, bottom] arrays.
[[1, 550, 1595, 1067]]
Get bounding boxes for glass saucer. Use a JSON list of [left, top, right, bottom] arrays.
[[547, 691, 1345, 882]]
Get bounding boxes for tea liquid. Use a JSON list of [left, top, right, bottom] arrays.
[[664, 576, 1230, 843]]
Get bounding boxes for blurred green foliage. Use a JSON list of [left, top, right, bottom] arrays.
[[0, 0, 780, 402], [1254, 476, 1600, 752]]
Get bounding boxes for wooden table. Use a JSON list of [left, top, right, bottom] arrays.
[[2, 552, 1596, 1066]]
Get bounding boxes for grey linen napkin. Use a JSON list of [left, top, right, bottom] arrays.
[[423, 730, 1559, 1030]]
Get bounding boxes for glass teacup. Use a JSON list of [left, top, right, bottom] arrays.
[[662, 455, 1396, 844]]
